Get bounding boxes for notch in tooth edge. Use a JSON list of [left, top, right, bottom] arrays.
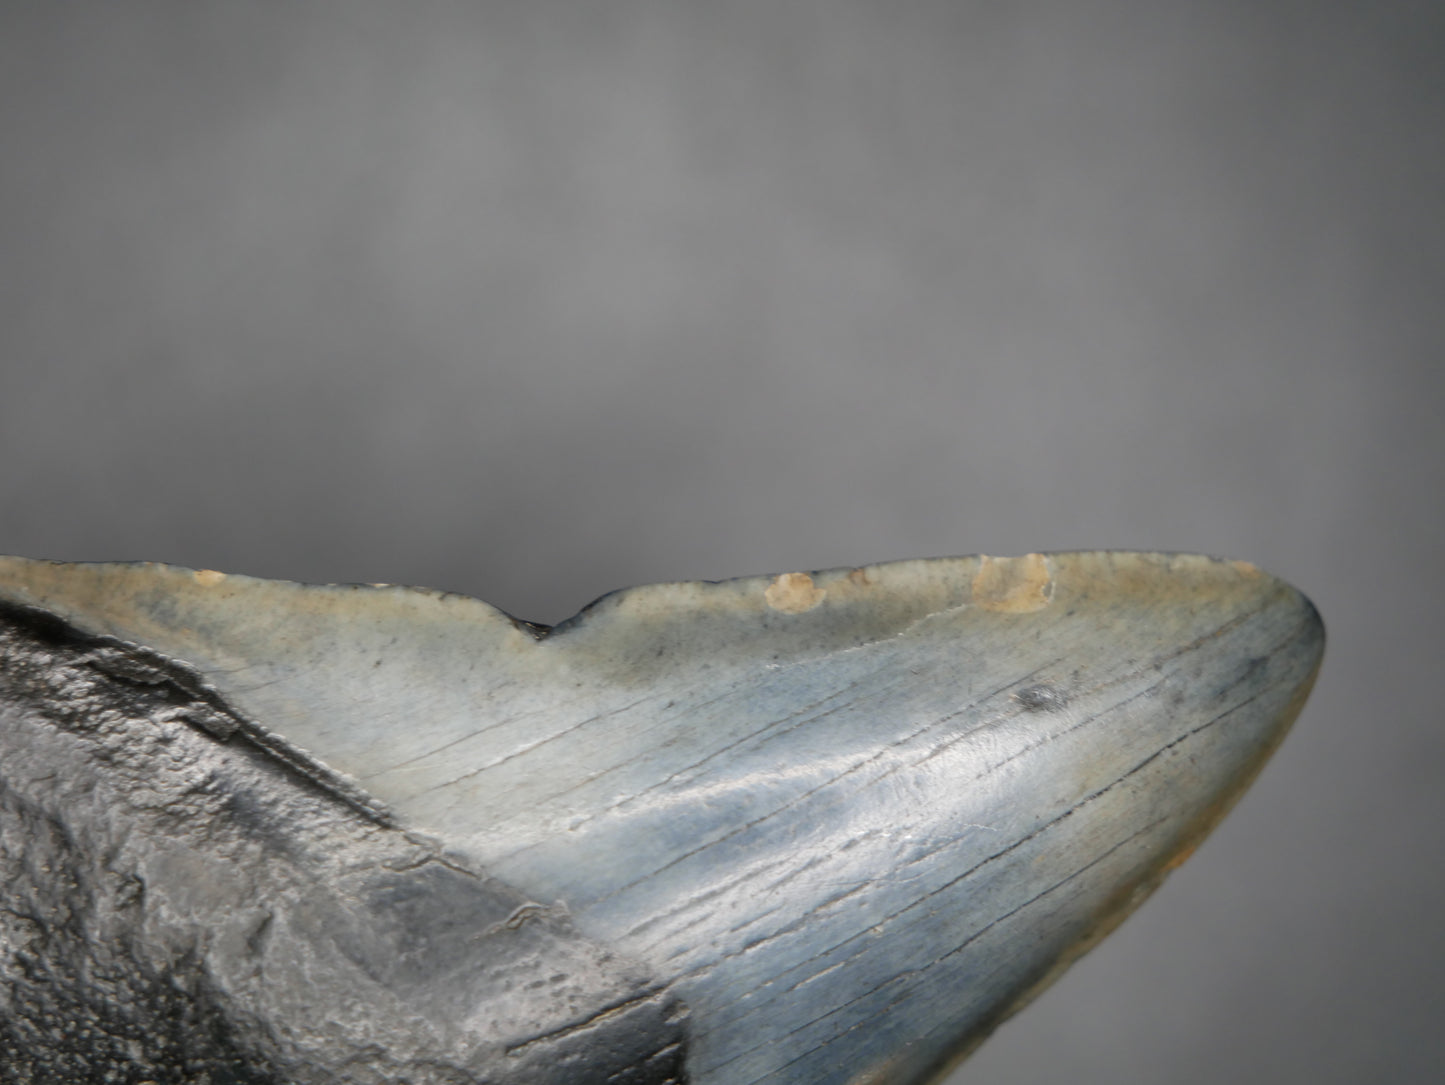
[[0, 552, 1323, 1084]]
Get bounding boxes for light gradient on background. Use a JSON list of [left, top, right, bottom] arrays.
[[0, 3, 1440, 1082]]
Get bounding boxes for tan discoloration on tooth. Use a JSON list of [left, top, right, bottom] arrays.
[[847, 567, 872, 587], [971, 554, 1052, 613], [765, 572, 826, 614], [1163, 843, 1199, 872], [193, 569, 227, 587], [1231, 560, 1263, 578]]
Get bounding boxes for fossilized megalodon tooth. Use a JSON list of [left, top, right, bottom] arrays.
[[0, 552, 1322, 1084]]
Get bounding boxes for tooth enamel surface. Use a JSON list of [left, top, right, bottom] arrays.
[[0, 552, 1323, 1085]]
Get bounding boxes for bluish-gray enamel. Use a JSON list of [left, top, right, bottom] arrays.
[[0, 552, 1323, 1084]]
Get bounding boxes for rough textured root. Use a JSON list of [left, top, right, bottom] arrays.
[[0, 788, 280, 1084], [0, 609, 689, 1084]]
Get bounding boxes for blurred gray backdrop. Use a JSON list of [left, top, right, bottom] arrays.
[[2, 2, 1441, 1081]]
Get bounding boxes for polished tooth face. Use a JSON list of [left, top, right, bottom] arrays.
[[0, 552, 1322, 1084]]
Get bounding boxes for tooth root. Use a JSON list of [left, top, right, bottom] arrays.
[[0, 552, 1323, 1085]]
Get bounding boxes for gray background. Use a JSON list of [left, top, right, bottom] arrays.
[[1, 2, 1440, 1081]]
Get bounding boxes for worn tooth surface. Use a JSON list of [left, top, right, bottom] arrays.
[[0, 552, 1322, 1084]]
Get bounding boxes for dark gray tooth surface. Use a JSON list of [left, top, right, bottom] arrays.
[[0, 552, 1323, 1084]]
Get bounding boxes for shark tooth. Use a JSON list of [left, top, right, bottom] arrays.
[[0, 552, 1322, 1084]]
